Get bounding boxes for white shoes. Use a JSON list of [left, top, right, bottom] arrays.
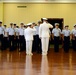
[[26, 52, 33, 56], [42, 52, 47, 55]]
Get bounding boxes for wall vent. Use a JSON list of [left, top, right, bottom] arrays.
[[17, 6, 27, 8]]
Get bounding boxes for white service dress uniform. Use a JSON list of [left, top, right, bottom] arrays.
[[24, 23, 36, 55], [39, 22, 53, 55]]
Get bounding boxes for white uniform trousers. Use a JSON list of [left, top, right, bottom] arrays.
[[26, 40, 33, 55], [41, 37, 49, 55]]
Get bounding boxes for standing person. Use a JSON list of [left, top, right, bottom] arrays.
[[35, 21, 42, 53], [52, 23, 61, 52], [32, 22, 37, 52], [3, 25, 8, 50], [16, 26, 19, 49], [13, 24, 17, 50], [39, 18, 53, 55], [71, 25, 76, 51], [8, 23, 15, 51], [62, 25, 71, 52], [18, 23, 25, 51], [0, 21, 4, 50], [14, 24, 19, 50], [24, 23, 36, 55]]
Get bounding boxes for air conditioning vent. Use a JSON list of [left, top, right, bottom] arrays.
[[17, 6, 27, 8]]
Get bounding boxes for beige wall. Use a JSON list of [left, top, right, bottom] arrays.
[[0, 2, 3, 22], [3, 3, 76, 29]]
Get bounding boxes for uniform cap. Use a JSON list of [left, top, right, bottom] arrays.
[[74, 24, 76, 27], [0, 21, 2, 23], [20, 22, 24, 25], [10, 23, 13, 25], [32, 22, 35, 24], [64, 25, 69, 27], [38, 20, 42, 23], [27, 23, 32, 26], [42, 18, 48, 20], [55, 23, 59, 26]]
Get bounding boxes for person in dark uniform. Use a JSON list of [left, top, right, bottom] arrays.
[[35, 21, 42, 53], [3, 25, 8, 50], [16, 26, 19, 49], [71, 25, 76, 51], [14, 24, 19, 50], [8, 23, 15, 51], [0, 21, 4, 50], [52, 23, 61, 52], [18, 23, 25, 51], [32, 22, 37, 52], [62, 25, 71, 52]]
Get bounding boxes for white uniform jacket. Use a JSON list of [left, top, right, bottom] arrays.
[[24, 27, 36, 41], [39, 22, 53, 38]]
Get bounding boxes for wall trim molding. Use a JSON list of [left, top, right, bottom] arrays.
[[1, 1, 76, 4]]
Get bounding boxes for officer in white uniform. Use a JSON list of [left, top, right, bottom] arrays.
[[39, 18, 53, 55], [7, 23, 15, 51], [18, 23, 25, 51], [52, 23, 61, 52], [24, 23, 36, 55], [71, 25, 76, 51], [0, 21, 4, 50], [62, 25, 71, 52], [3, 25, 8, 50]]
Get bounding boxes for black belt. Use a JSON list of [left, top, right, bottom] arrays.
[[19, 35, 24, 36], [0, 34, 3, 35], [54, 36, 59, 37], [9, 35, 14, 36], [64, 36, 69, 37]]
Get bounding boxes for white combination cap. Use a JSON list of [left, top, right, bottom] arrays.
[[55, 23, 59, 26], [27, 23, 32, 26], [74, 24, 76, 27], [64, 25, 69, 27], [42, 18, 48, 20]]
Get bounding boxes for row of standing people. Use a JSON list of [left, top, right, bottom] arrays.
[[0, 21, 42, 53], [0, 19, 76, 55], [24, 18, 76, 55]]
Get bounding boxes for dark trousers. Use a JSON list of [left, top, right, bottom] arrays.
[[3, 37, 8, 50], [0, 34, 3, 50], [16, 36, 19, 49], [32, 35, 37, 52], [14, 36, 19, 50], [9, 35, 14, 51], [19, 35, 25, 51], [63, 36, 70, 52], [72, 37, 76, 51], [54, 36, 59, 52], [35, 35, 42, 53]]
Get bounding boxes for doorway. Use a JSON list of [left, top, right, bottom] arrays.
[[48, 18, 64, 30]]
